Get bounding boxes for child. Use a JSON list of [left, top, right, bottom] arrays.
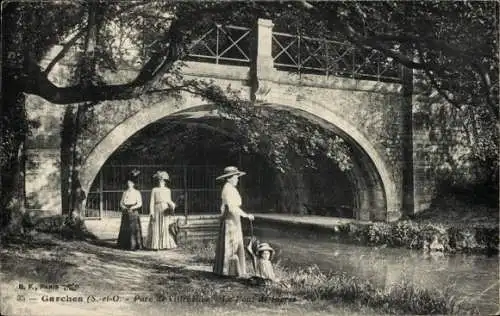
[[256, 243, 276, 281]]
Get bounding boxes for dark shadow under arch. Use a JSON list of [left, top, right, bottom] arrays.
[[80, 102, 394, 221]]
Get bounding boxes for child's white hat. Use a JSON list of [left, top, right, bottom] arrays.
[[256, 243, 275, 259]]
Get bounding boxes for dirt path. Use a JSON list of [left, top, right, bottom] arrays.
[[0, 234, 366, 316]]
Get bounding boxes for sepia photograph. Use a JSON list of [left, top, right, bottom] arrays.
[[1, 1, 498, 315]]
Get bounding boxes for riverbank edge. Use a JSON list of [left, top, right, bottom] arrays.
[[24, 212, 499, 254], [252, 216, 499, 255]]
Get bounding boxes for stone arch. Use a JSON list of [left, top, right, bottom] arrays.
[[79, 93, 206, 194], [80, 95, 398, 221], [261, 101, 397, 219]]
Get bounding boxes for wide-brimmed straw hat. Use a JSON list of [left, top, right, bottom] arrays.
[[216, 166, 246, 180], [256, 243, 275, 258], [153, 170, 170, 181]]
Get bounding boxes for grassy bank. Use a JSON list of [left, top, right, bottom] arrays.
[[184, 240, 477, 315], [0, 229, 479, 316]]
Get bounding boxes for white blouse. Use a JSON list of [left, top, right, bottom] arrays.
[[120, 188, 143, 210], [220, 182, 243, 215]]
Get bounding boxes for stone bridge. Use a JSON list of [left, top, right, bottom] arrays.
[[24, 19, 434, 222]]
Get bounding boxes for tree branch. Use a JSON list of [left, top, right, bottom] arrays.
[[361, 38, 432, 70], [470, 61, 499, 119], [303, 1, 499, 122], [18, 16, 188, 104], [368, 33, 485, 60], [414, 44, 459, 107], [303, 5, 436, 71], [43, 28, 86, 76], [42, 2, 149, 77]]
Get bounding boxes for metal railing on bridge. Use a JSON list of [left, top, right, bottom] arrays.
[[271, 31, 400, 82], [187, 24, 253, 66], [186, 21, 401, 82]]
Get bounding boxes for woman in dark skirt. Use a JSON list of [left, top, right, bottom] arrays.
[[117, 169, 144, 250]]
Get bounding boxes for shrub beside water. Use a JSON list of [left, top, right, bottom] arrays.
[[32, 214, 96, 240], [0, 210, 93, 242], [335, 220, 498, 253]]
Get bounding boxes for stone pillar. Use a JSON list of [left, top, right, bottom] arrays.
[[255, 18, 275, 77], [358, 190, 372, 221], [251, 18, 275, 103], [400, 62, 415, 217], [25, 149, 62, 214], [412, 87, 436, 214], [24, 96, 64, 216], [409, 61, 437, 214], [349, 162, 371, 221]]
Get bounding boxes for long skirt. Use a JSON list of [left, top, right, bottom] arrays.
[[213, 218, 246, 277], [117, 209, 143, 250], [146, 207, 177, 250]]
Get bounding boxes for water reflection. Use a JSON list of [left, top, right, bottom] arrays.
[[256, 227, 499, 315]]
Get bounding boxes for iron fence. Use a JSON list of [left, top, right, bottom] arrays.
[[272, 31, 401, 82], [84, 165, 221, 218], [187, 24, 253, 66], [83, 164, 358, 219]]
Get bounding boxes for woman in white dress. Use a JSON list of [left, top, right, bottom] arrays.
[[213, 166, 254, 277], [146, 171, 177, 250]]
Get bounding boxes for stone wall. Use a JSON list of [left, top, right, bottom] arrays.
[[25, 95, 65, 215]]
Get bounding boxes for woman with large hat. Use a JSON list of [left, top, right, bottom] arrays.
[[146, 170, 177, 250], [213, 166, 254, 277], [117, 169, 144, 250]]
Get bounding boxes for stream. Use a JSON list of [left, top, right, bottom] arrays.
[[255, 227, 499, 315]]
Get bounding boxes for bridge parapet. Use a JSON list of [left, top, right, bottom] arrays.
[[187, 18, 401, 83]]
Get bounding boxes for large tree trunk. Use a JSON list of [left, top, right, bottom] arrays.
[[1, 143, 27, 232], [60, 104, 86, 216], [1, 88, 28, 232], [60, 107, 73, 215]]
